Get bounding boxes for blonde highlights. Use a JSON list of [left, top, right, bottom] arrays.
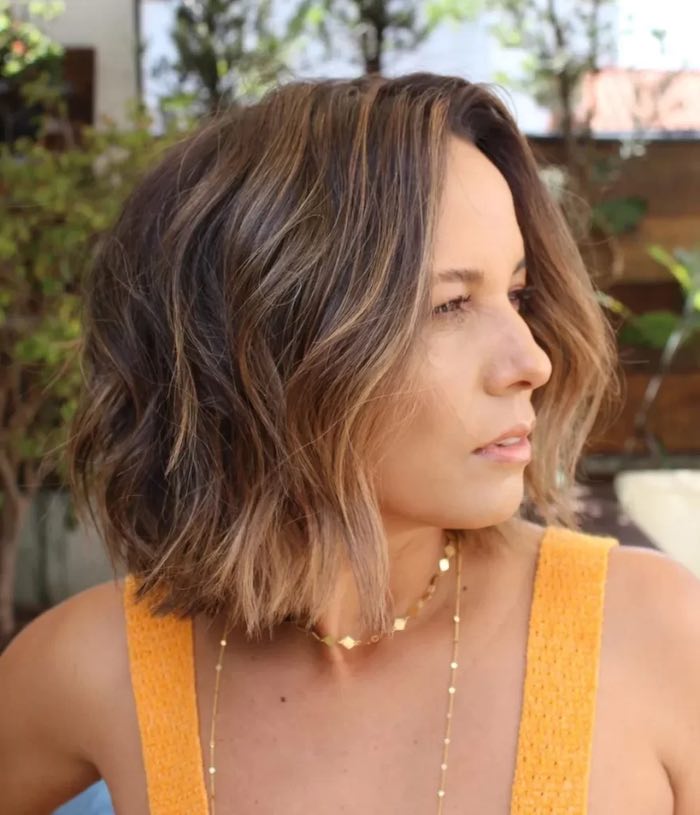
[[66, 73, 619, 639]]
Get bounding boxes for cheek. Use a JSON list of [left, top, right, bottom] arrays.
[[370, 355, 526, 528], [421, 347, 482, 443], [426, 327, 481, 379], [373, 415, 526, 530], [370, 383, 474, 506]]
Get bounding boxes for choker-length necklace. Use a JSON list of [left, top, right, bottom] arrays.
[[207, 530, 463, 814]]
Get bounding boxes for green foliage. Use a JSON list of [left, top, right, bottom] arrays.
[[287, 0, 480, 74], [484, 0, 663, 210], [424, 0, 479, 28], [486, 0, 617, 118], [617, 310, 681, 350], [648, 244, 700, 307], [0, 109, 188, 485], [1, 0, 68, 145], [156, 0, 481, 115], [0, 0, 64, 78], [591, 196, 648, 236], [155, 0, 291, 115], [604, 244, 700, 351]]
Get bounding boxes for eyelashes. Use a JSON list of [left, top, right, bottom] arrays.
[[433, 284, 538, 319]]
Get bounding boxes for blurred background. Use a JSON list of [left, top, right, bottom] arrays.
[[0, 1, 698, 812]]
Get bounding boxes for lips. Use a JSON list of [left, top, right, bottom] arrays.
[[474, 436, 532, 463], [474, 421, 535, 452]]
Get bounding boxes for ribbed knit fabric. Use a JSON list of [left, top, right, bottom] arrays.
[[123, 579, 210, 815], [123, 524, 618, 815], [509, 526, 618, 814]]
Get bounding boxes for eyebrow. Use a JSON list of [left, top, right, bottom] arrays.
[[434, 257, 527, 285]]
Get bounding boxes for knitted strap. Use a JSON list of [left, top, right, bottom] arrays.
[[121, 527, 616, 814], [123, 574, 210, 815], [510, 526, 619, 814]]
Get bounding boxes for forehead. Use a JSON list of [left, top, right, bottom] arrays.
[[431, 136, 524, 273]]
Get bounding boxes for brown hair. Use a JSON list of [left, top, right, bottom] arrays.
[[66, 73, 619, 639]]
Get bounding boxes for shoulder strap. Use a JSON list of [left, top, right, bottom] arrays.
[[122, 574, 210, 815], [510, 525, 619, 814]]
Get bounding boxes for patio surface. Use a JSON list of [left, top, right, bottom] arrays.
[[573, 479, 658, 549]]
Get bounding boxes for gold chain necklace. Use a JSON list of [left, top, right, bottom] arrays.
[[207, 530, 462, 814]]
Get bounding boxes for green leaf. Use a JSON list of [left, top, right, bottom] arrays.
[[675, 246, 700, 289], [305, 4, 326, 26], [619, 310, 679, 350], [41, 275, 63, 296], [492, 69, 512, 86], [28, 1, 65, 21], [592, 196, 647, 235], [0, 101, 185, 486], [424, 0, 482, 28], [647, 244, 691, 291], [596, 291, 634, 319], [0, 233, 16, 260]]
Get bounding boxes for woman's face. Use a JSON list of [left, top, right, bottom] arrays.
[[375, 135, 552, 534]]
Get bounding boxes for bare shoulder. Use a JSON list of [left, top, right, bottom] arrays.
[[6, 575, 130, 691], [604, 543, 700, 814], [0, 576, 129, 813]]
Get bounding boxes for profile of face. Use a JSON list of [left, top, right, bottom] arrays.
[[375, 135, 553, 535]]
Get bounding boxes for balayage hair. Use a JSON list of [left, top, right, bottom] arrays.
[[66, 72, 620, 640]]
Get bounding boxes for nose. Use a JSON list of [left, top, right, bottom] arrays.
[[483, 313, 552, 396]]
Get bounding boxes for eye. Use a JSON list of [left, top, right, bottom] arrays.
[[432, 285, 537, 320]]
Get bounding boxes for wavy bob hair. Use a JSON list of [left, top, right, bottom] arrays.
[[67, 72, 619, 640]]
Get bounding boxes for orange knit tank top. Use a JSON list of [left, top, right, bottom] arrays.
[[122, 524, 619, 814]]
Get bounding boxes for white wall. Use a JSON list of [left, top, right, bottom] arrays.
[[43, 0, 138, 125]]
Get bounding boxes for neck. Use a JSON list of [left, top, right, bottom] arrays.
[[276, 520, 529, 676], [277, 522, 490, 678], [200, 519, 537, 686]]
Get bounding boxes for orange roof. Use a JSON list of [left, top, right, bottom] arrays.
[[572, 67, 700, 134]]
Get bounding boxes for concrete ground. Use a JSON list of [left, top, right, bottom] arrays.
[[575, 473, 700, 578], [573, 479, 659, 548], [614, 469, 700, 576]]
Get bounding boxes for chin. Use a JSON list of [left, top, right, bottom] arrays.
[[461, 489, 524, 529]]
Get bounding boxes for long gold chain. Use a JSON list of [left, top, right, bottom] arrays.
[[207, 532, 462, 813]]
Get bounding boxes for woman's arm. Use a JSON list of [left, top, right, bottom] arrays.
[[655, 556, 700, 815], [610, 545, 700, 814], [0, 589, 106, 814]]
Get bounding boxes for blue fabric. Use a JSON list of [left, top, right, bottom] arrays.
[[52, 780, 114, 815]]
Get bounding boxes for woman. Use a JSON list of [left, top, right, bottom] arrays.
[[1, 72, 698, 815]]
